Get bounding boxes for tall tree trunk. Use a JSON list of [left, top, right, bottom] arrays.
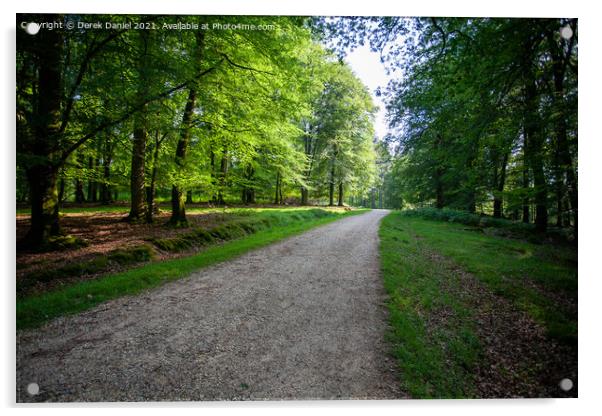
[[300, 187, 309, 205], [58, 176, 65, 206], [217, 150, 228, 205], [210, 149, 218, 204], [493, 151, 509, 218], [300, 125, 315, 206], [24, 19, 63, 246], [127, 31, 151, 222], [274, 171, 281, 205], [128, 111, 148, 221], [170, 88, 197, 225], [171, 32, 205, 223], [523, 78, 548, 232], [100, 136, 113, 205], [242, 164, 256, 204], [434, 134, 445, 209], [74, 152, 86, 203], [435, 169, 444, 209], [146, 132, 162, 223], [26, 166, 60, 245], [337, 182, 344, 207], [522, 148, 530, 224], [87, 156, 97, 202], [328, 165, 335, 207], [553, 144, 564, 227]]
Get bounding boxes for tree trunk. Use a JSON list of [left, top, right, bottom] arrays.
[[26, 166, 61, 246], [328, 162, 335, 207], [171, 30, 204, 223], [337, 182, 344, 206], [58, 176, 65, 206], [100, 159, 112, 205], [435, 170, 444, 209], [279, 184, 283, 205], [300, 187, 309, 205], [274, 171, 281, 205], [128, 111, 148, 221], [171, 88, 198, 225], [75, 180, 85, 203], [100, 133, 113, 205], [74, 152, 86, 203], [146, 132, 162, 223], [493, 151, 509, 218], [127, 31, 151, 222], [87, 157, 97, 202], [242, 164, 256, 204], [24, 20, 63, 246], [522, 148, 530, 223], [434, 134, 445, 209], [523, 81, 548, 232], [217, 150, 228, 205]]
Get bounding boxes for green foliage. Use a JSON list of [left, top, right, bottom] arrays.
[[17, 15, 380, 232], [322, 17, 577, 225]]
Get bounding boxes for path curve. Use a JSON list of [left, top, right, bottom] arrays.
[[17, 209, 402, 401]]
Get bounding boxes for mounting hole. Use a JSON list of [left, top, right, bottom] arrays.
[[26, 382, 40, 396], [560, 25, 573, 40], [25, 22, 40, 35], [559, 378, 573, 392]]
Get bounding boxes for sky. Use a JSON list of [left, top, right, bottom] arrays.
[[344, 44, 394, 141]]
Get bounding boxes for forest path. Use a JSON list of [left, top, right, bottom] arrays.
[[17, 209, 402, 402]]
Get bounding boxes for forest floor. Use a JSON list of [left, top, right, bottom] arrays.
[[16, 204, 351, 297], [17, 209, 402, 401]]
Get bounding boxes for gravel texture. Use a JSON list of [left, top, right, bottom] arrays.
[[17, 209, 402, 402]]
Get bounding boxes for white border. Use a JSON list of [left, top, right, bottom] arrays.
[[3, 1, 601, 415]]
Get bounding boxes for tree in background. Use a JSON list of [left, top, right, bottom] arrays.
[[322, 17, 577, 234]]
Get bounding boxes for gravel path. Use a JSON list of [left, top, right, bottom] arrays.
[[17, 209, 402, 402]]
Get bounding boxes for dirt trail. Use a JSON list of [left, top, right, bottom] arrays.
[[17, 209, 402, 402]]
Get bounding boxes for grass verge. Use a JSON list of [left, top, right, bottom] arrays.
[[379, 211, 577, 398], [17, 208, 366, 330]]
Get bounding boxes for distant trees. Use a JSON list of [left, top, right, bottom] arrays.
[[324, 17, 578, 234], [304, 62, 377, 207], [16, 14, 379, 248]]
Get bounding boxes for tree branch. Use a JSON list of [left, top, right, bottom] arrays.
[[59, 29, 128, 134], [59, 61, 223, 165], [220, 52, 275, 75]]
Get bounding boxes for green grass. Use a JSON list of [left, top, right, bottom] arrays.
[[379, 213, 481, 398], [17, 208, 366, 330], [397, 215, 577, 343], [379, 211, 577, 398]]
